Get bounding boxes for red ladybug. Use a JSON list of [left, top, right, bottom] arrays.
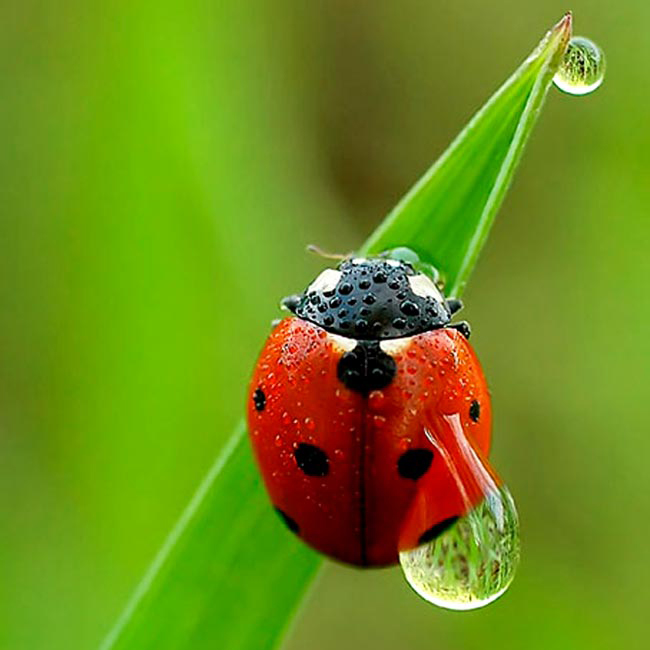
[[247, 256, 498, 566]]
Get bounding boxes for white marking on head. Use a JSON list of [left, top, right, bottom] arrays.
[[380, 337, 413, 355], [327, 333, 357, 352], [408, 274, 445, 302], [308, 269, 341, 293]]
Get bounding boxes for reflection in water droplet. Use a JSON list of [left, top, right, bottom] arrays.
[[400, 485, 520, 610], [553, 36, 605, 95], [398, 413, 520, 610]]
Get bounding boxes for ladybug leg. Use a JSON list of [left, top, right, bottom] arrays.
[[281, 294, 301, 311], [446, 298, 463, 315], [449, 321, 471, 339]]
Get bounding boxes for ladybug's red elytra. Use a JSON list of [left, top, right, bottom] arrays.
[[247, 256, 498, 567]]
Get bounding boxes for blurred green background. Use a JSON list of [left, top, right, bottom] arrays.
[[1, 1, 647, 649]]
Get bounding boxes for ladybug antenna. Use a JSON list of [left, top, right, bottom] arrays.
[[306, 244, 349, 261]]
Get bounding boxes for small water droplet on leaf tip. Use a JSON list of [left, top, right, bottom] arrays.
[[553, 36, 606, 96]]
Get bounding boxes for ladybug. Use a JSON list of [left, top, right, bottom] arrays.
[[247, 256, 499, 567]]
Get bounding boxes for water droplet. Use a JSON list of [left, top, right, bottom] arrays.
[[401, 300, 421, 317], [399, 485, 520, 610], [553, 36, 605, 95], [372, 415, 386, 428], [368, 390, 385, 410], [398, 413, 520, 610], [398, 437, 412, 451]]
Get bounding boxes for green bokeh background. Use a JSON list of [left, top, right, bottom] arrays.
[[1, 1, 647, 649]]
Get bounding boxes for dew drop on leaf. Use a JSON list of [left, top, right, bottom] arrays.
[[399, 485, 520, 610], [553, 36, 605, 95]]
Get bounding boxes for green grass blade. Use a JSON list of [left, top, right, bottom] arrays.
[[100, 14, 572, 650], [359, 13, 572, 297], [100, 423, 320, 650]]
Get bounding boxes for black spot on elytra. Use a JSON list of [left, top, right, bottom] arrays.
[[469, 400, 480, 422], [274, 507, 300, 534], [337, 341, 396, 395], [294, 443, 329, 477], [253, 388, 266, 411], [418, 516, 459, 545], [397, 449, 434, 480]]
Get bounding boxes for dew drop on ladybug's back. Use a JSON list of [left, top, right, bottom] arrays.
[[246, 255, 520, 609]]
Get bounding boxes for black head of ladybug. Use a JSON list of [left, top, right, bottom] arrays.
[[283, 257, 456, 340]]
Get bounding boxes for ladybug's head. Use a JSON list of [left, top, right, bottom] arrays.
[[284, 257, 456, 340]]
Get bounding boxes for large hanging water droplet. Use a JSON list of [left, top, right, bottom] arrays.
[[399, 485, 520, 610], [553, 36, 605, 95]]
